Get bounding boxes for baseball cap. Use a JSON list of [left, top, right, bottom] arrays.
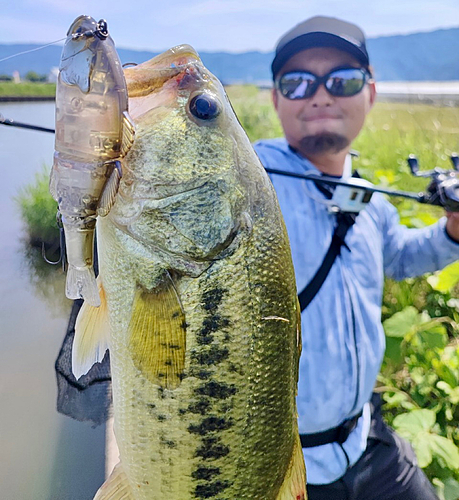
[[271, 16, 370, 79]]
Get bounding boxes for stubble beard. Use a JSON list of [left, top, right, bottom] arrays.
[[299, 133, 349, 155]]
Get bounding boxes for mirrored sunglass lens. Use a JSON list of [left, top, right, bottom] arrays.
[[279, 72, 316, 99], [325, 68, 366, 96]]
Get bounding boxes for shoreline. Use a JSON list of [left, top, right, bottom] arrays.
[[1, 87, 458, 106], [0, 95, 55, 102]]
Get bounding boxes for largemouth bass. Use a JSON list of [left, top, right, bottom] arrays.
[[73, 44, 306, 500], [50, 15, 135, 306]]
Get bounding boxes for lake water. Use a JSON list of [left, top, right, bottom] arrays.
[[0, 101, 105, 500]]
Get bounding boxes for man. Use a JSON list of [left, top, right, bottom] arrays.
[[254, 16, 459, 500]]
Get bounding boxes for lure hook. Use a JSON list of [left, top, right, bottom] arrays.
[[42, 212, 67, 270], [42, 241, 61, 265]]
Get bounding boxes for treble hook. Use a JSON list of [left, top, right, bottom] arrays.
[[42, 211, 67, 271]]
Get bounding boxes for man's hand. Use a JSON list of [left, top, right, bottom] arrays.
[[445, 211, 459, 242]]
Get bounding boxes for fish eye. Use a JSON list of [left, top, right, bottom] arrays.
[[189, 94, 220, 120]]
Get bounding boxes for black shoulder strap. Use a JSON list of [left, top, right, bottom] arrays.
[[298, 212, 357, 311]]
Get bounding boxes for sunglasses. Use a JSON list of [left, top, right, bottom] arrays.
[[275, 66, 371, 100]]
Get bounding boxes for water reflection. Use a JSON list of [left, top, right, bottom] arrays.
[[0, 101, 106, 500], [20, 242, 71, 317]]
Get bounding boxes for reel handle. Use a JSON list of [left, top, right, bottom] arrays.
[[407, 155, 419, 175], [451, 153, 459, 171]]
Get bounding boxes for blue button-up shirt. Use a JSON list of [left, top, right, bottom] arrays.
[[253, 138, 459, 485]]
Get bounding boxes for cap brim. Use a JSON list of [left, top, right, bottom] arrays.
[[272, 32, 369, 79]]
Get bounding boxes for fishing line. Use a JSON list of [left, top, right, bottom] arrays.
[[0, 38, 66, 64]]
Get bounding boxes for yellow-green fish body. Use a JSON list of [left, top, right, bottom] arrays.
[[74, 45, 306, 500]]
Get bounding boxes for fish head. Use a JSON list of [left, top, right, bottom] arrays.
[[123, 44, 246, 190], [113, 45, 261, 266]]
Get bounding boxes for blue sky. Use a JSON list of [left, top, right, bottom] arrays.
[[1, 0, 458, 53]]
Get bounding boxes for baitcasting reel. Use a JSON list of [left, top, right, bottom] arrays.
[[407, 153, 459, 212], [265, 153, 459, 214]]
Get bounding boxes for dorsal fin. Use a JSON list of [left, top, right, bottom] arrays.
[[129, 273, 186, 389]]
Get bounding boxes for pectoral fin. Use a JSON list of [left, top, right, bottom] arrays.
[[129, 274, 186, 389], [93, 462, 134, 500], [72, 277, 110, 380], [276, 433, 307, 500]]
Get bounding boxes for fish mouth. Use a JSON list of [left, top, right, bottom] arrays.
[[124, 44, 206, 98]]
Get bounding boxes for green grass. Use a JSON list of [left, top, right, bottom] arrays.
[[226, 85, 459, 158], [0, 81, 56, 97], [227, 85, 459, 221], [354, 102, 459, 182], [16, 166, 59, 248]]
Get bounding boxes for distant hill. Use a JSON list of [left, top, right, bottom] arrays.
[[1, 26, 458, 83], [367, 28, 459, 81]]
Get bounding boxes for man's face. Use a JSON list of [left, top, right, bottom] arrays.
[[272, 46, 376, 159]]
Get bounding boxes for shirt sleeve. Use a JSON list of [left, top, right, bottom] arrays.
[[380, 195, 459, 280]]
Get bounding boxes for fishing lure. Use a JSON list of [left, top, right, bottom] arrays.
[[50, 15, 135, 306]]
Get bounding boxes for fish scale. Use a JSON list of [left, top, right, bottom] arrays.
[[74, 43, 306, 499]]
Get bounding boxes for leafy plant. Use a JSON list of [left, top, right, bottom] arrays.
[[16, 166, 59, 248], [379, 298, 459, 496]]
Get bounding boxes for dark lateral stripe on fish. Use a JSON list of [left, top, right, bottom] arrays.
[[197, 287, 230, 346], [190, 369, 212, 380], [186, 399, 211, 415], [191, 346, 230, 365], [188, 416, 233, 435], [191, 466, 221, 481], [194, 479, 231, 498], [200, 287, 227, 312], [197, 315, 231, 343], [194, 381, 237, 399], [195, 436, 230, 460]]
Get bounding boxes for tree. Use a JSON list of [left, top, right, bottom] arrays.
[[24, 71, 47, 82]]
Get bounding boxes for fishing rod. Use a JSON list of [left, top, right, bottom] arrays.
[[0, 113, 55, 133], [265, 153, 459, 213], [2, 114, 459, 212]]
